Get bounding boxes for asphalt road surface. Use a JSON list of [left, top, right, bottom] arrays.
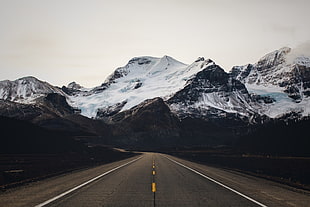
[[1, 153, 310, 207]]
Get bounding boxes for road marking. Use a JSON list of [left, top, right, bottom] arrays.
[[152, 182, 156, 192], [152, 159, 156, 207], [165, 156, 268, 207], [34, 156, 142, 207]]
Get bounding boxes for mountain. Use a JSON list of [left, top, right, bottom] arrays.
[[0, 47, 309, 149], [0, 76, 65, 103], [167, 61, 264, 123], [2, 49, 308, 123], [61, 81, 89, 96], [230, 47, 310, 118], [68, 56, 266, 124], [98, 97, 241, 149], [69, 55, 198, 118]]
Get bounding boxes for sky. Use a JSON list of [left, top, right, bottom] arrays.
[[0, 0, 309, 88]]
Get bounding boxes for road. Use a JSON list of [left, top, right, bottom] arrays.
[[1, 152, 310, 207]]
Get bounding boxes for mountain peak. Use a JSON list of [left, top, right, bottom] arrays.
[[0, 76, 63, 103], [230, 46, 310, 118], [17, 76, 40, 81], [257, 47, 291, 69], [161, 55, 186, 65], [67, 81, 83, 90], [128, 56, 157, 65], [70, 56, 207, 117]]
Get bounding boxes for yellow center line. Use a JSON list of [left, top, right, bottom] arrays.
[[152, 159, 156, 193], [152, 182, 156, 192]]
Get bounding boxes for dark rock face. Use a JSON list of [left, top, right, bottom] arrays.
[[89, 83, 110, 94], [0, 100, 43, 121], [110, 97, 179, 129], [169, 64, 249, 105], [250, 94, 275, 104], [62, 81, 83, 95], [61, 86, 75, 96], [129, 57, 152, 65], [167, 64, 265, 126], [283, 64, 310, 101], [96, 101, 127, 119], [256, 47, 290, 70], [100, 98, 181, 149], [43, 93, 76, 115], [230, 64, 253, 81], [134, 81, 142, 89], [0, 93, 75, 121]]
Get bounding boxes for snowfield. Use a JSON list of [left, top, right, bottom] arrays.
[[69, 56, 214, 118]]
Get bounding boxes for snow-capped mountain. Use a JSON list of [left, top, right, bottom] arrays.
[[69, 56, 207, 118], [0, 76, 65, 104], [230, 47, 310, 118], [167, 61, 263, 121], [0, 47, 309, 123], [1, 48, 309, 149], [67, 56, 264, 121]]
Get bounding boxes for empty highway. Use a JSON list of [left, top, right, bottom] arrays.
[[1, 153, 310, 207]]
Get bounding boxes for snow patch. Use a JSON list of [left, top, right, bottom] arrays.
[[70, 56, 213, 118], [246, 83, 310, 118]]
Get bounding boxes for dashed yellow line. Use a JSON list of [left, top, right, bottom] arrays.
[[152, 182, 156, 192], [152, 159, 156, 193]]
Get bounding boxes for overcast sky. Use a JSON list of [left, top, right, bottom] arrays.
[[0, 0, 309, 87]]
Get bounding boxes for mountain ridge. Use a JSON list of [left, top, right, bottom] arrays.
[[0, 47, 309, 149], [1, 47, 309, 121], [230, 46, 310, 118]]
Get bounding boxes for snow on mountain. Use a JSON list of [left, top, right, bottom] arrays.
[[168, 63, 264, 121], [69, 56, 215, 118], [61, 81, 90, 96], [1, 48, 308, 121], [230, 47, 310, 118], [67, 81, 83, 90], [0, 76, 65, 104]]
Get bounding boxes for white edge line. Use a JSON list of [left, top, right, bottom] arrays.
[[34, 156, 142, 207], [165, 156, 268, 207]]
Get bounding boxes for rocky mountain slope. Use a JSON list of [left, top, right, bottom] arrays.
[[230, 47, 310, 118], [0, 76, 65, 103]]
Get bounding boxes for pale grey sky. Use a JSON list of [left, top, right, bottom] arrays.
[[0, 0, 309, 87]]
